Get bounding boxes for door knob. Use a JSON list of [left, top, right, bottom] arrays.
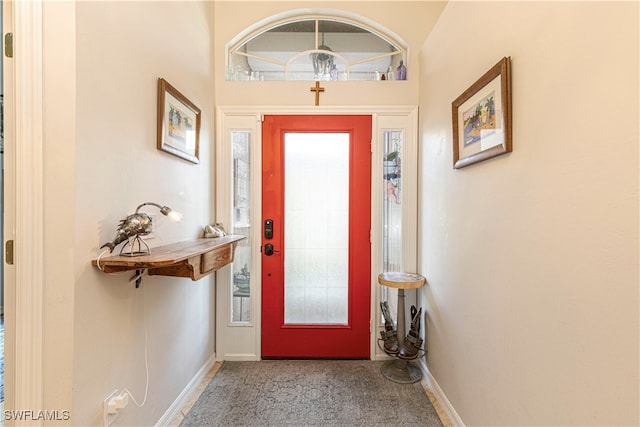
[[264, 243, 280, 256], [264, 243, 274, 256]]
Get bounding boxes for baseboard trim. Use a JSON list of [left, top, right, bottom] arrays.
[[220, 353, 260, 361], [155, 353, 216, 427], [418, 359, 465, 427]]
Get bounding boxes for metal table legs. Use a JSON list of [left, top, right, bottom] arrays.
[[380, 288, 422, 384]]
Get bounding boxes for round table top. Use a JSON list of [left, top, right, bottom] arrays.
[[378, 272, 426, 289]]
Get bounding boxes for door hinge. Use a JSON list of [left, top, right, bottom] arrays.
[[4, 33, 13, 58], [5, 240, 14, 265]]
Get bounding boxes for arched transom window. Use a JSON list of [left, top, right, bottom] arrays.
[[227, 13, 408, 81]]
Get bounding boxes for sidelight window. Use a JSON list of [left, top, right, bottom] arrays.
[[231, 131, 252, 322]]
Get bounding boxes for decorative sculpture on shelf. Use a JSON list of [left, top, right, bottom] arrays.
[[396, 60, 407, 80], [204, 223, 227, 238], [100, 202, 183, 256]]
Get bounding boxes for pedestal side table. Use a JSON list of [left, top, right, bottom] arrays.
[[378, 272, 426, 383]]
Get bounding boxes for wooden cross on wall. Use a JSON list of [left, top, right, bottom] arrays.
[[310, 81, 325, 106]]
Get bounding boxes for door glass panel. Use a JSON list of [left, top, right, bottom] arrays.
[[284, 133, 349, 324], [382, 130, 403, 320], [231, 131, 251, 323]]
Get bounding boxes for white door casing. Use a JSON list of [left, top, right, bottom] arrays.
[[215, 106, 418, 361], [5, 0, 46, 424]]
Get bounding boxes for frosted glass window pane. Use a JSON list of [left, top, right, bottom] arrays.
[[284, 133, 349, 325]]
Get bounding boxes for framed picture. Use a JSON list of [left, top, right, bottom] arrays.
[[157, 78, 201, 164], [452, 57, 512, 169]]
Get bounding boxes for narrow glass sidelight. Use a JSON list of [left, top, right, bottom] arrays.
[[381, 130, 404, 320], [283, 133, 350, 325], [231, 131, 252, 323]]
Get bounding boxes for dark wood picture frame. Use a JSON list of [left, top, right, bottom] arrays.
[[157, 78, 201, 164], [452, 57, 512, 169]]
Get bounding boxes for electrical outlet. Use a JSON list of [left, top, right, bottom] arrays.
[[104, 390, 129, 426], [103, 390, 119, 427], [115, 392, 129, 410]]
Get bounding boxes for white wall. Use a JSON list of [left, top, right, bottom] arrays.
[[419, 2, 639, 426], [43, 1, 77, 418], [214, 1, 446, 106], [70, 2, 215, 425]]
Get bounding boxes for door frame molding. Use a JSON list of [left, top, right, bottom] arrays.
[[5, 0, 45, 421], [216, 105, 418, 361]]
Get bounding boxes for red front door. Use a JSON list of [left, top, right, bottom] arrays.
[[261, 115, 372, 358]]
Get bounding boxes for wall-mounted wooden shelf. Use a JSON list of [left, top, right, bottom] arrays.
[[92, 235, 246, 281]]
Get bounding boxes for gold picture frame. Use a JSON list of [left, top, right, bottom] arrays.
[[452, 57, 512, 169], [157, 78, 201, 164]]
